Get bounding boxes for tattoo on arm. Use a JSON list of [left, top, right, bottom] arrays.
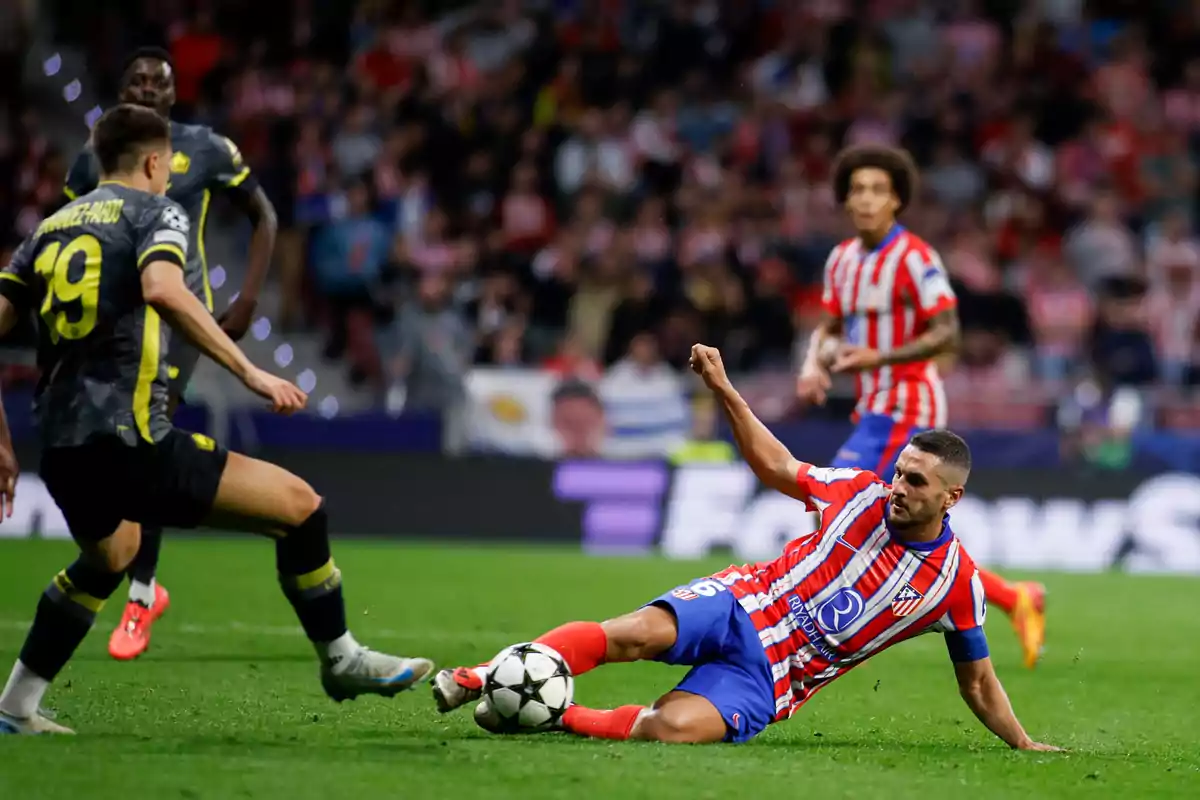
[[881, 310, 960, 366]]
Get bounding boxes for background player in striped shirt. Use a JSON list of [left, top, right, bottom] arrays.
[[430, 344, 1059, 751], [797, 146, 1046, 669]]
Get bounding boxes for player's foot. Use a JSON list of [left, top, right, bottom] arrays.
[[320, 648, 434, 702], [1011, 582, 1046, 669], [0, 710, 75, 735], [432, 667, 484, 713], [108, 583, 171, 661]]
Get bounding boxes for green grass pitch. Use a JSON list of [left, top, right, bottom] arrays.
[[1, 537, 1198, 799]]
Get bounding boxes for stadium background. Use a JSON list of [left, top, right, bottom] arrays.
[[1, 2, 1199, 798]]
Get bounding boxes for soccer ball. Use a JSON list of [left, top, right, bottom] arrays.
[[480, 642, 573, 732]]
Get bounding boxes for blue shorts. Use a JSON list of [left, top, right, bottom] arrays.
[[647, 579, 776, 743], [832, 413, 927, 477]]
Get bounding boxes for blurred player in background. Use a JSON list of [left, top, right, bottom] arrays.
[[58, 47, 279, 661], [430, 344, 1058, 750], [0, 105, 430, 734], [797, 146, 1046, 669]]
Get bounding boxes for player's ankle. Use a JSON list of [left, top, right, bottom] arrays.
[[319, 631, 360, 666]]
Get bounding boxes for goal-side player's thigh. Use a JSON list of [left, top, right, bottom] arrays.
[[645, 579, 777, 743], [39, 441, 140, 546]]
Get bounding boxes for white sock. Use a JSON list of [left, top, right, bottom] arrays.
[[321, 631, 361, 667], [0, 660, 50, 720], [129, 579, 156, 608]]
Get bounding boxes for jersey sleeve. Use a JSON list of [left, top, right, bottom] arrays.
[[136, 201, 191, 271], [902, 246, 957, 323], [0, 238, 36, 312], [63, 146, 100, 202], [794, 463, 880, 513], [931, 567, 990, 663], [206, 131, 258, 199], [820, 244, 844, 319]]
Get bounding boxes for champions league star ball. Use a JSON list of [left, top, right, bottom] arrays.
[[480, 642, 574, 732]]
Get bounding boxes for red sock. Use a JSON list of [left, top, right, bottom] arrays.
[[562, 705, 645, 740], [534, 621, 608, 676], [979, 569, 1018, 614]]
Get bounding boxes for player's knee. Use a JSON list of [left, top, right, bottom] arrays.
[[88, 521, 141, 573], [631, 708, 713, 744], [280, 478, 323, 529], [601, 606, 676, 662]]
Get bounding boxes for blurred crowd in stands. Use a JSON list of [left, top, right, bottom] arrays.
[[3, 0, 1200, 430]]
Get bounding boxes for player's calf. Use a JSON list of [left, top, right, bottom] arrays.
[[208, 452, 434, 699], [0, 549, 133, 734]]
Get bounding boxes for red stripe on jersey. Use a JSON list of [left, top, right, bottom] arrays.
[[820, 228, 955, 428], [708, 468, 984, 723]]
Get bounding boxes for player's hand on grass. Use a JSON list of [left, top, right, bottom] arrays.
[[831, 344, 883, 374], [218, 296, 257, 342], [797, 367, 832, 406], [244, 368, 307, 415], [0, 444, 17, 519], [1017, 740, 1067, 753], [689, 343, 731, 392]]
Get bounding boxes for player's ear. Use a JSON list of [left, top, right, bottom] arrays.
[[944, 485, 964, 512]]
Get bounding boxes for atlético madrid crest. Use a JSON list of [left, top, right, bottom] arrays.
[[891, 583, 924, 617]]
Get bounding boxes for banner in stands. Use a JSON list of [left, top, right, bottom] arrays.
[[465, 367, 690, 459], [5, 448, 1200, 574]]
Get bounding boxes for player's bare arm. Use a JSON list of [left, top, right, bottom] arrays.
[[219, 185, 277, 341], [953, 656, 1062, 752], [690, 343, 807, 501], [832, 309, 961, 373], [798, 311, 843, 405], [0, 301, 16, 518], [141, 261, 305, 414]]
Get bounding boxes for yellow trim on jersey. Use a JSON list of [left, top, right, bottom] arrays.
[[197, 188, 214, 311], [62, 186, 77, 201], [0, 273, 26, 286], [133, 306, 162, 443], [138, 243, 186, 269], [226, 167, 251, 188], [98, 180, 133, 188]]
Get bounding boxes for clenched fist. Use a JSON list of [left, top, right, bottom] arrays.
[[689, 343, 731, 392]]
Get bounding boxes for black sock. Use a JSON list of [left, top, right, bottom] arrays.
[[19, 560, 125, 681], [275, 502, 348, 645], [127, 525, 164, 586]]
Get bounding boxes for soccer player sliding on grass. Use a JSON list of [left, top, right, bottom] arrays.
[[434, 344, 1061, 749]]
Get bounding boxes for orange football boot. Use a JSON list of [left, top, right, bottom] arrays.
[[108, 583, 171, 661], [1010, 582, 1046, 669]]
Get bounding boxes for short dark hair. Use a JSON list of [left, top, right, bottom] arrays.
[[552, 379, 601, 408], [123, 46, 174, 75], [909, 429, 971, 475], [832, 145, 919, 213], [92, 104, 171, 175]]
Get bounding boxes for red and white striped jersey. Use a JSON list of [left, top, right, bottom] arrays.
[[710, 464, 987, 722], [821, 226, 956, 428]]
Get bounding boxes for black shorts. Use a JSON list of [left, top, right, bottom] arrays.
[[39, 428, 229, 543]]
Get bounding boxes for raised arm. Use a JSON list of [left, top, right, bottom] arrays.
[[689, 343, 872, 508]]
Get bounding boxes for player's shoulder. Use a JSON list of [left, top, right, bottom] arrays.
[[896, 230, 943, 263], [130, 191, 190, 231]]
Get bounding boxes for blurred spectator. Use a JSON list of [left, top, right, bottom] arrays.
[[384, 272, 473, 414], [600, 332, 689, 459], [310, 180, 391, 362], [1063, 189, 1139, 289]]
